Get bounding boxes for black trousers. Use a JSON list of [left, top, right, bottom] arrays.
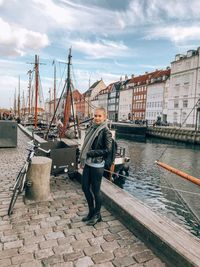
[[82, 164, 104, 214]]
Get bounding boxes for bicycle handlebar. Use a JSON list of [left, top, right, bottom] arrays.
[[37, 147, 51, 154], [27, 140, 51, 154]]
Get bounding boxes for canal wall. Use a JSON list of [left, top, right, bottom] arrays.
[[147, 126, 200, 145]]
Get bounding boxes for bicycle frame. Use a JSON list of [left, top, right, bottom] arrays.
[[8, 131, 51, 215]]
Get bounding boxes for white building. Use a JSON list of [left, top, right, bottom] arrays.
[[146, 69, 170, 125], [168, 48, 200, 127], [118, 88, 133, 121], [98, 87, 110, 111]]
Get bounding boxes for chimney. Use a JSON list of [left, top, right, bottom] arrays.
[[131, 74, 134, 79]]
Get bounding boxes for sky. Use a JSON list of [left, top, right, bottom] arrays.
[[1, 0, 200, 109]]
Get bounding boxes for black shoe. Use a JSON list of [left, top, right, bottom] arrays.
[[82, 212, 94, 222], [86, 214, 102, 226]]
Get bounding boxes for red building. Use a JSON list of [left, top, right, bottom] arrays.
[[128, 70, 165, 121], [73, 90, 85, 120]]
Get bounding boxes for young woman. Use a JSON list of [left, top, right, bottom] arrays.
[[80, 107, 112, 226]]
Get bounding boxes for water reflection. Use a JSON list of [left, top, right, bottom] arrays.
[[117, 137, 200, 237]]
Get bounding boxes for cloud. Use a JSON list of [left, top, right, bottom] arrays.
[[145, 25, 200, 44], [71, 39, 130, 59], [0, 17, 50, 56]]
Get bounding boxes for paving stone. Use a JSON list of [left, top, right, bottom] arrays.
[[92, 251, 114, 264], [19, 244, 39, 254], [75, 231, 94, 240], [39, 239, 58, 249], [112, 256, 136, 267], [46, 216, 61, 222], [103, 233, 120, 242], [3, 239, 23, 249], [92, 228, 110, 237], [21, 260, 43, 267], [75, 256, 94, 267], [24, 235, 45, 245], [84, 245, 102, 256], [133, 250, 155, 263], [80, 225, 94, 233], [129, 242, 149, 255], [1, 234, 18, 242], [35, 248, 54, 260], [88, 236, 105, 246], [71, 239, 90, 251], [57, 236, 76, 245], [94, 221, 109, 230], [42, 254, 64, 266], [53, 243, 73, 255], [63, 251, 84, 262], [117, 238, 137, 248], [0, 248, 18, 259], [35, 227, 53, 236], [92, 263, 114, 267], [64, 228, 81, 236], [107, 220, 122, 227], [11, 253, 34, 264], [101, 240, 120, 252], [45, 231, 65, 240], [144, 258, 166, 267], [0, 258, 12, 267], [113, 247, 130, 258], [108, 225, 126, 234], [51, 263, 73, 267]]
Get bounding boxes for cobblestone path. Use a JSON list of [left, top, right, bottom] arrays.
[[0, 128, 166, 267]]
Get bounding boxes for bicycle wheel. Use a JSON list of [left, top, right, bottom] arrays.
[[11, 165, 26, 191], [8, 188, 19, 216], [8, 171, 26, 216]]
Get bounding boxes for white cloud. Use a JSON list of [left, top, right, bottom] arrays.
[[0, 75, 28, 108], [0, 17, 50, 56], [71, 39, 129, 59], [145, 25, 200, 44]]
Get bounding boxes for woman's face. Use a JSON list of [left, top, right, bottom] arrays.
[[94, 109, 106, 125]]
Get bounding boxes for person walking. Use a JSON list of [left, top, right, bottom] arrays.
[[80, 107, 112, 226]]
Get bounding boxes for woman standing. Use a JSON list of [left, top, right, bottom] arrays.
[[80, 107, 112, 226]]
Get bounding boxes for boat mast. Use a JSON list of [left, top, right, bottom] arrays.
[[34, 55, 39, 129], [17, 76, 20, 119], [53, 60, 56, 114], [49, 88, 52, 118], [61, 48, 72, 137], [27, 70, 32, 115], [14, 88, 17, 116], [22, 90, 25, 116]]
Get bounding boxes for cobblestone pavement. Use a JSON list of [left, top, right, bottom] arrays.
[[0, 129, 166, 267]]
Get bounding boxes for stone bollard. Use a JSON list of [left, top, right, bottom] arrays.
[[25, 156, 52, 202]]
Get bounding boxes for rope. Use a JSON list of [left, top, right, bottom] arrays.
[[104, 168, 200, 228], [103, 169, 200, 196]]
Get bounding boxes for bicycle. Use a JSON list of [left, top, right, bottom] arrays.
[[8, 132, 50, 216]]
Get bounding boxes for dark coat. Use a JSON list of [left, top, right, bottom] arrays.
[[87, 127, 112, 167]]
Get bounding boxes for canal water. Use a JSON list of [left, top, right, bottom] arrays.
[[117, 137, 200, 238]]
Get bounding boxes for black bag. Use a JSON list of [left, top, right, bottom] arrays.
[[110, 139, 118, 164]]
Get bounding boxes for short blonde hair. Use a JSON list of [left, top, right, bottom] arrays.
[[94, 107, 107, 117]]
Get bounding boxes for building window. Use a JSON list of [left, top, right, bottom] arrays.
[[173, 112, 178, 123], [174, 100, 179, 108], [183, 99, 188, 108]]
